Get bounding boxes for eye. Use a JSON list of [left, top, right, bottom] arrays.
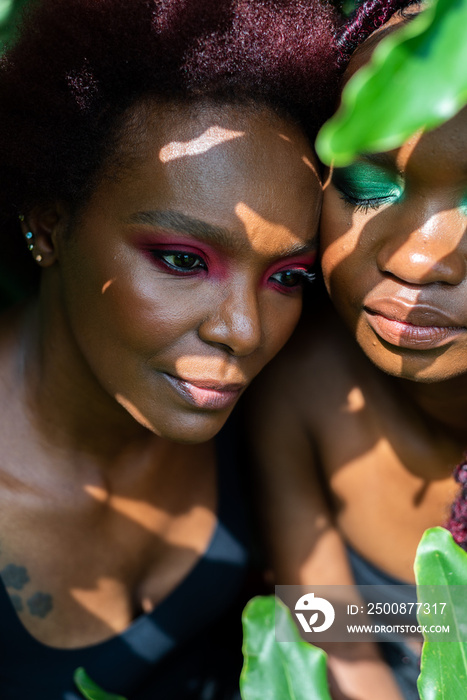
[[332, 163, 403, 214], [269, 268, 315, 290], [153, 250, 207, 273], [338, 192, 399, 213]]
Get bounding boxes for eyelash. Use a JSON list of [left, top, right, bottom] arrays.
[[152, 250, 315, 290], [337, 190, 396, 214], [271, 269, 316, 288]]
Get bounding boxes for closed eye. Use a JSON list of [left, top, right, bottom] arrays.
[[332, 162, 403, 214], [338, 191, 399, 213]]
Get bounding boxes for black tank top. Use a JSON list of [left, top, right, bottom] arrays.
[[0, 422, 250, 699]]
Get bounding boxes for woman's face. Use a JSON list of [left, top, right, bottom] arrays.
[[321, 103, 467, 383], [49, 101, 320, 442]]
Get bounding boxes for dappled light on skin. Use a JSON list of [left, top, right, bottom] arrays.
[[54, 103, 320, 447], [173, 354, 247, 384], [115, 393, 154, 431], [322, 168, 332, 191], [141, 596, 154, 614], [84, 483, 212, 552], [322, 222, 363, 267], [301, 155, 318, 174], [158, 125, 245, 163], [343, 386, 366, 414], [70, 577, 129, 633], [101, 278, 115, 294], [393, 129, 421, 169], [234, 202, 315, 253], [277, 132, 318, 176], [321, 114, 467, 386], [382, 212, 467, 282]]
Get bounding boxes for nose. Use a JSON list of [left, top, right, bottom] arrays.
[[376, 209, 467, 286], [198, 281, 262, 357]]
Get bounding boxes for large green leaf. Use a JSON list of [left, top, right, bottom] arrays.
[[240, 595, 332, 700], [415, 527, 467, 700], [73, 668, 128, 700], [316, 0, 467, 165], [0, 0, 29, 49]]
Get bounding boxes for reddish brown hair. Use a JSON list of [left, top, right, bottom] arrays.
[[0, 0, 341, 221]]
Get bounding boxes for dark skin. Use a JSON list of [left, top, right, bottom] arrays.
[[0, 100, 321, 648], [250, 12, 466, 700]]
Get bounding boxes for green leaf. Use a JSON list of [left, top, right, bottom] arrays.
[[316, 0, 467, 165], [240, 595, 332, 700], [415, 527, 467, 700], [0, 0, 30, 50], [73, 668, 128, 700]]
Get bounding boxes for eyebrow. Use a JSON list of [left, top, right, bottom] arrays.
[[129, 210, 234, 247], [128, 209, 316, 258]]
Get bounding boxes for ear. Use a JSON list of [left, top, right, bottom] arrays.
[[19, 203, 69, 267]]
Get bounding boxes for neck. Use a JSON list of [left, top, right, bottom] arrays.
[[398, 374, 467, 442]]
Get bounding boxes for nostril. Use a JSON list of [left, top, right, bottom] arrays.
[[378, 247, 466, 287]]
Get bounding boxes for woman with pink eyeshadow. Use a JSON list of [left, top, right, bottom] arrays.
[[0, 0, 343, 697]]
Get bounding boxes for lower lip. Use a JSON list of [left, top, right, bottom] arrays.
[[364, 311, 466, 350], [164, 374, 242, 410]]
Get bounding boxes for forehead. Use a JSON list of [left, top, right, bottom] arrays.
[[395, 105, 467, 178], [82, 99, 321, 255], [95, 99, 321, 231], [111, 98, 317, 170]]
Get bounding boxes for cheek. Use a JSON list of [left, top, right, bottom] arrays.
[[98, 278, 206, 353], [63, 255, 198, 363], [321, 211, 370, 296], [262, 297, 303, 359]]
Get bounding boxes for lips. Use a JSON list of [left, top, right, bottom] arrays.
[[163, 373, 245, 410], [363, 298, 466, 350]]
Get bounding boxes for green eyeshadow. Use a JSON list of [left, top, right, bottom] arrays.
[[459, 194, 467, 215], [333, 162, 404, 203]]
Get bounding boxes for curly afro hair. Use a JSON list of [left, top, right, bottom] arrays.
[[447, 459, 467, 552], [336, 0, 420, 66], [0, 0, 342, 224]]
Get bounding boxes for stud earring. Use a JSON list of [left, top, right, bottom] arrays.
[[25, 231, 34, 251], [23, 230, 43, 263]]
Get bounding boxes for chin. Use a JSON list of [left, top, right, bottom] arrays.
[[151, 410, 233, 444], [116, 392, 234, 443], [362, 344, 467, 385]]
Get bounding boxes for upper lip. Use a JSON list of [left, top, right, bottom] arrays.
[[364, 297, 465, 328], [167, 374, 246, 392]]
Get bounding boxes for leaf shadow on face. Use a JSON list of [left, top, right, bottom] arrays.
[[311, 125, 467, 522], [0, 104, 321, 694]]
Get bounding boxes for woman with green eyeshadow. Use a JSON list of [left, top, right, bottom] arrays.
[[249, 2, 466, 699]]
